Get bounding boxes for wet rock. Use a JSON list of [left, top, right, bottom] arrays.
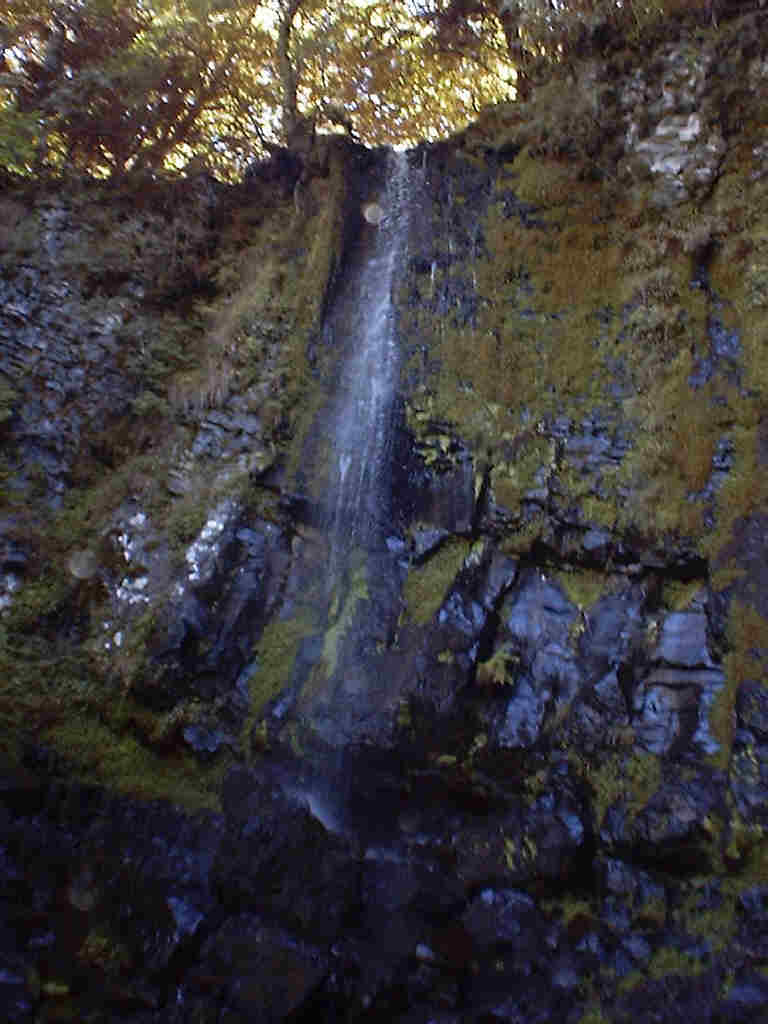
[[497, 677, 548, 748], [462, 887, 539, 948], [655, 611, 714, 667], [580, 587, 645, 674], [484, 569, 585, 746], [713, 512, 768, 629], [409, 524, 450, 562], [141, 513, 289, 710], [613, 968, 727, 1024], [101, 802, 223, 971], [408, 437, 476, 533], [0, 961, 34, 1024], [621, 42, 726, 206], [216, 768, 358, 940], [563, 419, 630, 476], [437, 589, 487, 646], [167, 893, 205, 938], [0, 571, 22, 612], [482, 549, 519, 608], [181, 723, 231, 757], [690, 315, 742, 388], [718, 972, 768, 1023], [582, 527, 613, 557], [503, 569, 578, 649], [730, 681, 768, 826], [195, 914, 328, 1021], [633, 665, 725, 757], [597, 856, 667, 933], [633, 114, 725, 205], [0, 191, 210, 508], [569, 668, 632, 750], [450, 768, 588, 887], [621, 769, 726, 868], [407, 543, 518, 714], [478, 979, 577, 1024], [359, 855, 444, 969], [736, 886, 768, 960], [614, 603, 726, 758]]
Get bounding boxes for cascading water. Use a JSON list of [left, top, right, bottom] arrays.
[[326, 149, 417, 565], [270, 149, 422, 824], [287, 148, 421, 757]]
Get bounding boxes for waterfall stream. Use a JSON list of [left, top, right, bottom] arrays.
[[288, 148, 421, 756], [327, 149, 417, 566]]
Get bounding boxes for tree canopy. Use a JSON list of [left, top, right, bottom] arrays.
[[0, 0, 725, 181]]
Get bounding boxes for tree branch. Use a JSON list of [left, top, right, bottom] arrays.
[[278, 0, 303, 139]]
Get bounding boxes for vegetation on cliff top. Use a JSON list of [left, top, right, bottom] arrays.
[[0, 0, 735, 181]]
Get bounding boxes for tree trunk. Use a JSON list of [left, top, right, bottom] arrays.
[[278, 0, 303, 141]]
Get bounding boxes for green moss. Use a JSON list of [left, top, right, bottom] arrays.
[[169, 469, 267, 567], [503, 833, 537, 871], [490, 435, 554, 513], [502, 835, 516, 869], [706, 599, 768, 770], [398, 129, 768, 573], [636, 895, 666, 930], [583, 750, 662, 829], [577, 1009, 610, 1024], [556, 569, 610, 612], [435, 753, 458, 767], [0, 378, 17, 424], [561, 898, 596, 925], [396, 697, 413, 730], [617, 969, 645, 994], [42, 713, 224, 812], [403, 178, 622, 503], [403, 539, 469, 625], [321, 556, 369, 677], [707, 653, 741, 772], [702, 422, 766, 568], [738, 831, 768, 885], [646, 946, 706, 978], [78, 927, 134, 973], [476, 645, 516, 686], [1, 569, 73, 634], [678, 890, 737, 952], [0, 166, 355, 821], [244, 612, 317, 738], [612, 347, 726, 539], [507, 150, 588, 208], [499, 511, 549, 556], [110, 606, 160, 689], [662, 580, 706, 611], [556, 460, 620, 530]]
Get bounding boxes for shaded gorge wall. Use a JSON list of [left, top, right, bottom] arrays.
[[1, 10, 768, 1022]]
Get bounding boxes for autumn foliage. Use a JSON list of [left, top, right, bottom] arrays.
[[0, 0, 738, 181]]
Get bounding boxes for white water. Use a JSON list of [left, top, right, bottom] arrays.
[[327, 150, 418, 561], [292, 149, 420, 753]]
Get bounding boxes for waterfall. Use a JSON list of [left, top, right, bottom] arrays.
[[282, 147, 421, 759], [327, 149, 417, 564]]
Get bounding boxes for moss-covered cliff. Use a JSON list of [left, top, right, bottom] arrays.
[[1, 11, 768, 1023]]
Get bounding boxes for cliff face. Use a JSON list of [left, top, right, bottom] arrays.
[[1, 12, 768, 1023]]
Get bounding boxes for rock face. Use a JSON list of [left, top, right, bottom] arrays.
[[2, 11, 768, 1023]]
